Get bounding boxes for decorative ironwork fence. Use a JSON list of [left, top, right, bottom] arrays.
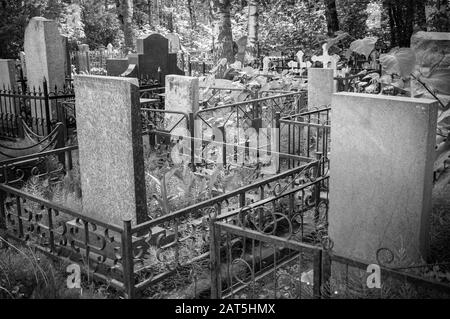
[[0, 79, 75, 139], [279, 107, 331, 169]]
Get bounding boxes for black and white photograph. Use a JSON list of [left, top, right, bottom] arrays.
[[0, 0, 450, 305]]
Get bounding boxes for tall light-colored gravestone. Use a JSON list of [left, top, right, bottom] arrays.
[[329, 93, 438, 266], [165, 75, 200, 164], [0, 59, 17, 90], [307, 68, 334, 108], [24, 17, 65, 90], [74, 75, 148, 225]]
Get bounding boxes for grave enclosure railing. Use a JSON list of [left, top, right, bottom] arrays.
[[2, 123, 450, 298], [0, 80, 75, 140]]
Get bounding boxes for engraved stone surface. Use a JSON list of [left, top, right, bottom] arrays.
[[329, 93, 438, 266], [74, 75, 148, 226]]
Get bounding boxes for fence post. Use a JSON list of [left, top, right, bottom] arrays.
[[275, 112, 281, 174], [210, 216, 221, 299], [219, 125, 226, 167], [312, 249, 323, 298], [42, 78, 51, 136], [188, 112, 196, 172], [0, 189, 6, 230], [122, 219, 136, 299], [314, 152, 323, 225], [321, 249, 332, 299]]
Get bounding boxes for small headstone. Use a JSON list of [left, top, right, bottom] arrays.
[[61, 36, 71, 79], [74, 75, 148, 225], [166, 33, 181, 54], [78, 44, 90, 73], [24, 17, 65, 90], [296, 50, 312, 69], [262, 57, 271, 74], [106, 58, 130, 76], [287, 60, 298, 72], [107, 43, 114, 56], [307, 68, 335, 108], [329, 93, 438, 266]]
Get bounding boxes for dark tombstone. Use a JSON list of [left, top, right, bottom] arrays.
[[129, 33, 183, 85], [106, 58, 130, 76]]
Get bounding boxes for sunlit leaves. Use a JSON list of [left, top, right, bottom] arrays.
[[380, 48, 416, 78], [349, 37, 378, 59]]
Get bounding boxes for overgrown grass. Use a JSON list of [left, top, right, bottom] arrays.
[[0, 238, 116, 299]]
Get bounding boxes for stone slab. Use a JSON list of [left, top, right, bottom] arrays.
[[74, 75, 148, 225], [329, 93, 438, 266], [106, 58, 130, 76], [24, 17, 65, 90], [308, 68, 335, 108]]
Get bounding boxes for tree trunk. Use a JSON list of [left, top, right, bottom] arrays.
[[122, 0, 134, 52], [211, 0, 235, 65], [383, 0, 416, 48], [324, 0, 339, 36], [415, 0, 427, 31], [247, 0, 259, 58], [187, 0, 196, 28], [148, 0, 152, 27]]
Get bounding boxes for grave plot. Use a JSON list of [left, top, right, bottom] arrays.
[[0, 72, 330, 299]]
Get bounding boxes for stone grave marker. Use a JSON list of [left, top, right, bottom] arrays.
[[165, 75, 200, 164], [296, 50, 312, 69], [166, 32, 181, 54], [106, 58, 130, 76], [329, 93, 438, 266], [311, 43, 332, 68], [307, 68, 334, 108], [106, 43, 114, 56], [262, 56, 271, 74], [24, 17, 65, 91], [74, 75, 148, 226], [0, 59, 17, 91], [78, 44, 90, 73], [61, 36, 71, 79], [127, 33, 183, 85]]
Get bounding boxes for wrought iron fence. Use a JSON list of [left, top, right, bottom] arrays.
[[0, 79, 75, 139], [279, 107, 331, 169], [1, 144, 450, 298]]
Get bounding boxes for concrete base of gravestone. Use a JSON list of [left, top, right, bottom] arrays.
[[329, 93, 438, 266], [0, 59, 17, 91], [74, 75, 148, 226], [106, 58, 130, 76], [24, 17, 65, 90], [308, 68, 334, 109]]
